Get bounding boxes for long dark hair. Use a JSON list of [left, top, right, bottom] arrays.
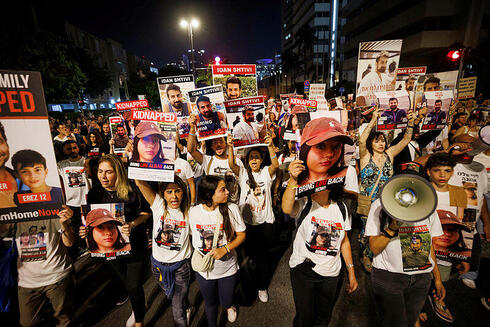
[[244, 148, 271, 190], [298, 142, 346, 203], [88, 130, 103, 147], [366, 132, 387, 155], [132, 135, 166, 163], [158, 175, 190, 216], [87, 222, 126, 252], [198, 175, 235, 241]]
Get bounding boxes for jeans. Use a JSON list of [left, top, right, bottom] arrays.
[[371, 267, 432, 327], [290, 262, 340, 327], [244, 223, 276, 290], [151, 260, 191, 327], [195, 272, 238, 327], [18, 273, 74, 327]]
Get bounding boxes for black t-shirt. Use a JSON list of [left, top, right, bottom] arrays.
[[87, 183, 151, 253]]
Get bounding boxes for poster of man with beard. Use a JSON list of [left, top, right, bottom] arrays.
[[157, 75, 195, 139], [356, 40, 403, 107]]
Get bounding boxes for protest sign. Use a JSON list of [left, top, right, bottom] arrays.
[[157, 75, 195, 139], [115, 99, 149, 122], [109, 116, 129, 154], [0, 70, 62, 223], [421, 90, 453, 130], [212, 65, 258, 100], [309, 84, 328, 110], [457, 76, 477, 100], [82, 203, 131, 260], [395, 66, 427, 107], [295, 167, 349, 198], [283, 110, 341, 141], [127, 110, 177, 182], [327, 97, 343, 110], [375, 90, 410, 130], [225, 96, 267, 149], [289, 98, 318, 111], [413, 70, 458, 109], [187, 85, 227, 141], [356, 39, 403, 107]]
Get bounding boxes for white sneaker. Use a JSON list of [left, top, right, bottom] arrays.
[[227, 305, 237, 323], [186, 306, 194, 325], [258, 289, 269, 303], [460, 277, 477, 289], [126, 311, 135, 327]]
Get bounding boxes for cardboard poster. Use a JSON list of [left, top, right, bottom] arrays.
[[127, 110, 177, 182], [295, 166, 349, 198], [283, 110, 342, 142], [289, 98, 318, 111], [356, 39, 403, 107], [457, 76, 477, 100], [82, 203, 131, 260], [395, 67, 427, 108], [225, 96, 267, 149], [0, 70, 63, 223], [115, 99, 149, 122], [433, 205, 474, 263], [375, 90, 410, 130], [212, 65, 258, 100], [157, 75, 195, 139], [109, 116, 129, 154], [328, 97, 344, 110], [187, 85, 227, 141], [421, 90, 453, 130], [413, 70, 458, 109]]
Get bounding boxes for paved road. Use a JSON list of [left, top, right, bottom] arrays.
[[77, 230, 490, 327]]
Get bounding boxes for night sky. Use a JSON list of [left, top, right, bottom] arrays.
[[63, 0, 282, 68]]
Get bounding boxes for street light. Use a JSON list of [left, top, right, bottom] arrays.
[[180, 18, 199, 75]]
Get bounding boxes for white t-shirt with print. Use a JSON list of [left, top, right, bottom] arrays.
[[289, 198, 351, 277], [238, 166, 275, 225], [174, 158, 194, 182], [449, 162, 488, 218], [16, 219, 73, 288], [201, 154, 244, 177], [473, 153, 490, 195], [58, 158, 89, 207], [189, 203, 246, 280], [365, 199, 443, 275], [150, 194, 192, 263], [186, 153, 204, 178]]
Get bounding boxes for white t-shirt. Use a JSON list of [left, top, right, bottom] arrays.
[[16, 219, 73, 288], [58, 158, 89, 207], [189, 203, 246, 280], [150, 194, 192, 263], [201, 154, 244, 177], [186, 153, 204, 178], [238, 166, 275, 225], [449, 162, 488, 217], [233, 121, 261, 143], [358, 71, 394, 106], [289, 198, 351, 277], [344, 165, 359, 194], [174, 158, 194, 182], [365, 199, 443, 275], [473, 153, 490, 195]]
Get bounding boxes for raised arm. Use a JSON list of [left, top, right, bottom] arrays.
[[281, 159, 305, 216], [386, 111, 416, 159], [266, 135, 279, 177], [187, 114, 203, 164], [134, 179, 157, 206], [359, 107, 380, 159], [226, 134, 240, 176]]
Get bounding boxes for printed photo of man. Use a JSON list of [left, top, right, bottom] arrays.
[[163, 84, 190, 116], [0, 122, 18, 208], [357, 51, 396, 106], [427, 99, 446, 125], [226, 76, 242, 100], [381, 97, 407, 124], [195, 95, 227, 132], [113, 124, 129, 149], [402, 234, 429, 268], [232, 106, 266, 143]]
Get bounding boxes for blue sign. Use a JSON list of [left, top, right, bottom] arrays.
[[304, 80, 310, 86], [339, 87, 345, 94]]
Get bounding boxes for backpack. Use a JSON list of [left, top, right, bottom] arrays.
[[296, 196, 348, 227]]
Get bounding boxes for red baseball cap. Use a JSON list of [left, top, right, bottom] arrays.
[[437, 209, 471, 232], [301, 117, 353, 146], [86, 208, 122, 227], [290, 105, 308, 115]]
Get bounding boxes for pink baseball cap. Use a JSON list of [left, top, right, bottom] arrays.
[[290, 105, 308, 115], [86, 208, 121, 227], [301, 117, 353, 146]]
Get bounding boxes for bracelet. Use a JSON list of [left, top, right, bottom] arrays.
[[189, 132, 196, 136], [224, 244, 230, 253], [381, 228, 397, 239], [346, 263, 354, 269], [407, 126, 414, 129], [130, 221, 136, 228], [287, 183, 298, 189], [270, 154, 277, 160]]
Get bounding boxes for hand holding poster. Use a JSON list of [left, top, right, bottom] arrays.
[[212, 65, 258, 100], [127, 110, 177, 182], [356, 39, 403, 107], [157, 75, 195, 139], [82, 203, 131, 260], [109, 116, 129, 154], [375, 90, 410, 130], [0, 70, 62, 223], [421, 90, 453, 130], [225, 96, 267, 149], [187, 85, 227, 141]]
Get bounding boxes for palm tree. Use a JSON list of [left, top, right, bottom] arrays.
[[295, 24, 317, 82]]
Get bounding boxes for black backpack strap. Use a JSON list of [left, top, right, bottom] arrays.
[[296, 196, 312, 227], [337, 200, 347, 222]]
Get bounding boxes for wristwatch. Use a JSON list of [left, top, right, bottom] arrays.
[[381, 227, 398, 239]]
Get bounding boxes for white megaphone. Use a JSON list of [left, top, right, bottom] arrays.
[[380, 174, 437, 222]]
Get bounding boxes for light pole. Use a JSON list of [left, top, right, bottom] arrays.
[[180, 18, 199, 75]]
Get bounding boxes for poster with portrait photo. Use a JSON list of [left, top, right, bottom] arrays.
[[395, 67, 426, 106], [225, 96, 267, 149], [399, 224, 432, 272], [421, 91, 453, 130], [283, 110, 341, 142], [115, 99, 149, 122], [306, 216, 342, 255], [187, 85, 227, 141], [212, 65, 258, 100], [157, 75, 195, 139], [413, 70, 458, 110], [433, 206, 474, 263], [356, 39, 403, 107], [109, 116, 129, 154], [375, 90, 410, 130], [81, 203, 130, 260], [0, 70, 63, 223], [127, 110, 177, 182]]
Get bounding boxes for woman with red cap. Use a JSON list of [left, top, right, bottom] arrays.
[[282, 117, 358, 327]]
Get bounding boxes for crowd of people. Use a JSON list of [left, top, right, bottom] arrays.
[[1, 94, 489, 327]]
